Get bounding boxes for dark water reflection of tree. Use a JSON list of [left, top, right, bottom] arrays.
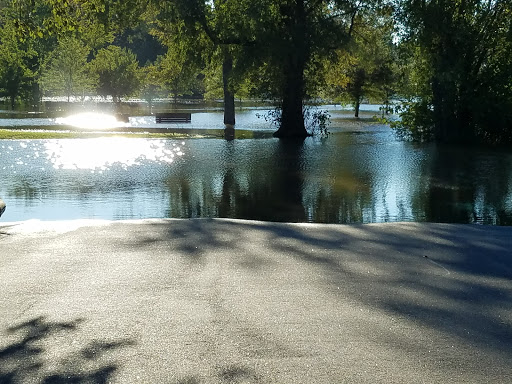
[[219, 140, 307, 222], [423, 145, 512, 225], [163, 137, 512, 225]]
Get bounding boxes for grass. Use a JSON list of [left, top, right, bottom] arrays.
[[0, 127, 275, 140]]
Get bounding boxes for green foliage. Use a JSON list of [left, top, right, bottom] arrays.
[[256, 106, 331, 136], [0, 17, 37, 108], [40, 36, 95, 101], [139, 63, 160, 105], [304, 107, 331, 136], [246, 0, 387, 136], [390, 100, 434, 142], [6, 0, 511, 145], [154, 44, 202, 101], [90, 45, 141, 102], [395, 0, 512, 145], [149, 0, 266, 114], [323, 8, 397, 117]]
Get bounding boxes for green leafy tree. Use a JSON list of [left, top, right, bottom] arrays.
[[247, 0, 382, 137], [40, 36, 94, 101], [324, 9, 396, 118], [155, 45, 201, 103], [145, 0, 387, 137], [396, 0, 512, 145], [90, 45, 141, 103], [0, 1, 65, 108], [149, 0, 265, 130], [0, 18, 36, 108]]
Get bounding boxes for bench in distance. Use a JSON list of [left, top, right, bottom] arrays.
[[155, 113, 192, 123]]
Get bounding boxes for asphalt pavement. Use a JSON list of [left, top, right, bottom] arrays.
[[1, 219, 511, 383]]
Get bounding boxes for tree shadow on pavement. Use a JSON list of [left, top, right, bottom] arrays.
[[0, 316, 135, 384], [104, 218, 512, 380], [176, 365, 260, 384], [145, 220, 512, 360]]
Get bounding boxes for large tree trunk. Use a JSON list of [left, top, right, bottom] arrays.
[[354, 97, 361, 118], [222, 51, 235, 140], [274, 70, 308, 138], [273, 0, 309, 139]]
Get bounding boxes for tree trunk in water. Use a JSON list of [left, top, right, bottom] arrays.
[[273, 0, 309, 139], [274, 71, 308, 138], [354, 98, 361, 118], [223, 52, 235, 140]]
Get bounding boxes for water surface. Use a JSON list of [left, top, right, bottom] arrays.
[[1, 125, 511, 224]]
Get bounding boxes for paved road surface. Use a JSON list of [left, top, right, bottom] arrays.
[[1, 219, 511, 383]]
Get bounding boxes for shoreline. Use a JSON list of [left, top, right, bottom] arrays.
[[0, 127, 270, 140], [2, 216, 512, 229]]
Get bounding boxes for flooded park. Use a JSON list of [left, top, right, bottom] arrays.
[[1, 102, 512, 225]]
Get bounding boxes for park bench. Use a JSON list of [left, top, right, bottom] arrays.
[[155, 112, 192, 123]]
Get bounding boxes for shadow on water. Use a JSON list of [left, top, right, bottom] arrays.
[[421, 145, 512, 225], [0, 317, 135, 384], [219, 139, 307, 222]]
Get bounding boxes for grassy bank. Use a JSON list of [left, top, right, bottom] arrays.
[[0, 128, 273, 140]]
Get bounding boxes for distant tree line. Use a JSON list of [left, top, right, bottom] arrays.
[[2, 0, 512, 144]]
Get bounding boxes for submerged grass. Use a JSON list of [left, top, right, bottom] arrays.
[[0, 129, 220, 140], [0, 128, 274, 140]]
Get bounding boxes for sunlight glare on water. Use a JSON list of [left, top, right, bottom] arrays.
[[56, 112, 124, 130], [44, 138, 185, 170]]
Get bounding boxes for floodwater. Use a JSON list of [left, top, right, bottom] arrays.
[[0, 102, 381, 131], [1, 105, 512, 224]]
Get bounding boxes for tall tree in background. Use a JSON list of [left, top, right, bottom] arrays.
[[324, 7, 396, 118], [1, 0, 62, 108], [396, 0, 512, 145], [6, 0, 398, 139], [90, 45, 140, 103], [40, 36, 94, 101], [154, 47, 202, 103], [0, 18, 35, 108]]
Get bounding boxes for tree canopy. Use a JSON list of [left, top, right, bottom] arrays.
[[40, 36, 93, 101], [90, 45, 140, 103], [394, 0, 512, 145], [4, 0, 512, 144]]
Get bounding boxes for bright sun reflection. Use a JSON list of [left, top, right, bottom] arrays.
[[56, 112, 124, 130], [44, 138, 185, 170]]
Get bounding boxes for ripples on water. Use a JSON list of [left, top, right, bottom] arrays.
[[1, 130, 512, 224]]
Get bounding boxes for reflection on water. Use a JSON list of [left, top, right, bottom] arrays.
[[55, 112, 125, 130], [44, 138, 184, 170], [1, 133, 512, 224]]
